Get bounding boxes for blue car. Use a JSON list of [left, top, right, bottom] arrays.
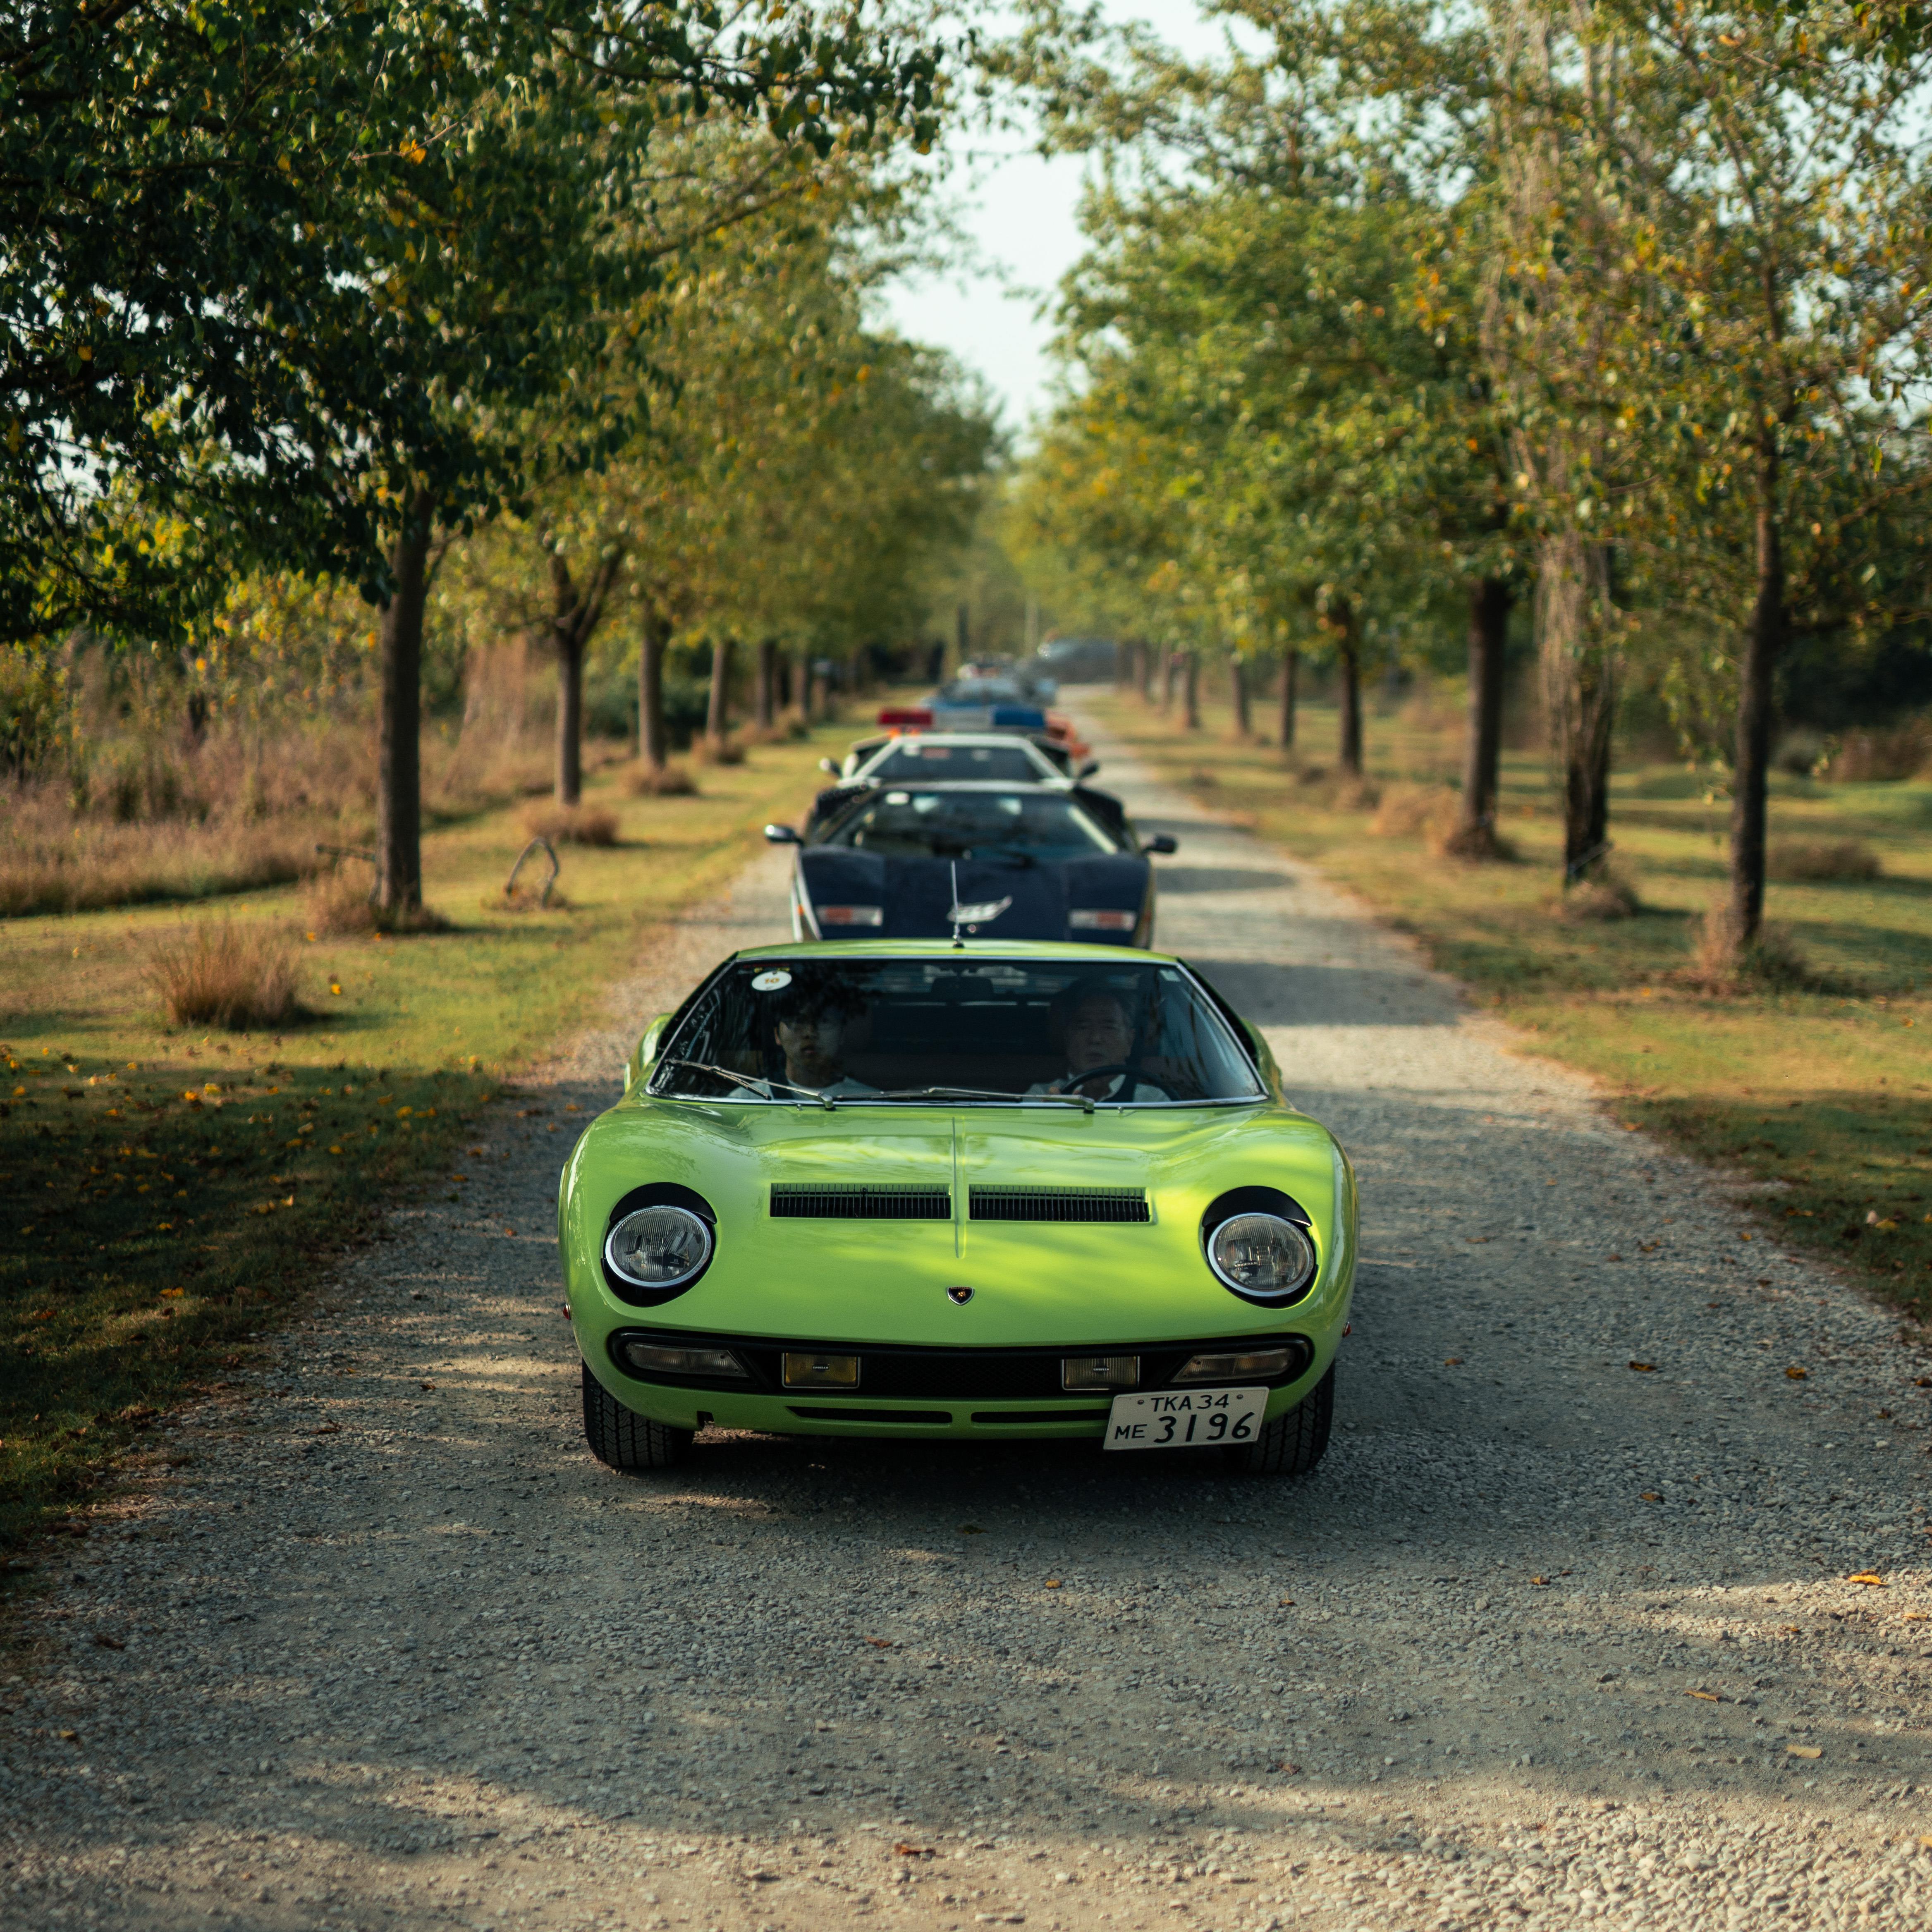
[[766, 782, 1176, 945]]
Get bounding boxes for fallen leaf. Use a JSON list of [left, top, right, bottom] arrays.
[[1785, 1366, 1808, 1380], [1786, 1745, 1822, 1760], [959, 1524, 985, 1535], [1529, 1575, 1550, 1586], [1044, 1579, 1062, 1588], [1640, 1491, 1662, 1502], [1628, 1361, 1657, 1372], [313, 1423, 341, 1436], [57, 1729, 79, 1743], [1846, 1572, 1886, 1588], [1609, 1253, 1624, 1262], [863, 1637, 894, 1649], [1685, 1689, 1721, 1702], [1278, 1598, 1296, 1607], [1901, 1612, 1928, 1623], [91, 1633, 124, 1650], [419, 1381, 435, 1392], [1443, 1356, 1463, 1366], [893, 1843, 937, 1859], [1269, 1760, 1302, 1774], [159, 1287, 183, 1299]]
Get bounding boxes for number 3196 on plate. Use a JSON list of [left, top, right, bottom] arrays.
[[1104, 1386, 1269, 1451]]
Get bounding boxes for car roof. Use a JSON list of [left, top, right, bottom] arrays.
[[732, 937, 1184, 965], [830, 779, 1081, 795], [859, 732, 1054, 750]]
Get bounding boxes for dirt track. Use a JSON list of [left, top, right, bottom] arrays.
[[5, 715, 1932, 1932]]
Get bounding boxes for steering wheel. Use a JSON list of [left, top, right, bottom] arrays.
[[1057, 1062, 1178, 1100]]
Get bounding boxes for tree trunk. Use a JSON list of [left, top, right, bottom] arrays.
[[955, 603, 970, 670], [637, 609, 668, 773], [1279, 648, 1298, 752], [706, 635, 734, 746], [1183, 652, 1200, 729], [1160, 649, 1176, 711], [1136, 639, 1152, 701], [375, 509, 431, 915], [1538, 532, 1617, 882], [778, 651, 795, 714], [756, 638, 777, 730], [554, 627, 584, 807], [1332, 600, 1363, 775], [1726, 455, 1784, 951], [1229, 651, 1250, 736], [1456, 576, 1512, 853]]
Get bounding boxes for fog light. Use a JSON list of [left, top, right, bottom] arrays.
[[1062, 1355, 1140, 1391], [618, 1340, 748, 1379], [783, 1352, 861, 1389], [1173, 1347, 1297, 1383]]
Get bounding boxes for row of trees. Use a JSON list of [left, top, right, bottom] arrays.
[[7, 0, 985, 911], [1006, 0, 1932, 958]]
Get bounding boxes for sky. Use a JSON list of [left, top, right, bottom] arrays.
[[875, 2, 1233, 440]]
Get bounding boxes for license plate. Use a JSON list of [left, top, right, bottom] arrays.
[[1103, 1386, 1268, 1451]]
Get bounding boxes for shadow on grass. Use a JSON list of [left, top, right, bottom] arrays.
[[0, 1057, 497, 1547]]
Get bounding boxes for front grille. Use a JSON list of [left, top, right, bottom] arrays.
[[970, 1185, 1149, 1224], [788, 1405, 953, 1424], [610, 1328, 1312, 1397], [770, 1184, 950, 1220], [971, 1408, 1107, 1425]]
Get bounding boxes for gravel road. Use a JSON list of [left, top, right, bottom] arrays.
[[6, 716, 1932, 1932]]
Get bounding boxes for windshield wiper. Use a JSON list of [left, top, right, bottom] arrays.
[[868, 1084, 1096, 1114], [656, 1058, 836, 1110]]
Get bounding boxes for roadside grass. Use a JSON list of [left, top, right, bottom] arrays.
[[0, 728, 834, 1549], [1089, 689, 1932, 1315]]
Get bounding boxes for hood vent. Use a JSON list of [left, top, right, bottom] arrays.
[[970, 1185, 1150, 1224], [770, 1184, 950, 1221]]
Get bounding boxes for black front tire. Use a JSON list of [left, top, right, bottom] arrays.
[[582, 1364, 693, 1471], [1223, 1362, 1334, 1476]]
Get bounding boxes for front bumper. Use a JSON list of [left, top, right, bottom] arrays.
[[591, 1325, 1325, 1439]]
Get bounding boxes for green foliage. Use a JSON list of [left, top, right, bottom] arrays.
[[2, 1, 950, 637], [0, 649, 67, 777]]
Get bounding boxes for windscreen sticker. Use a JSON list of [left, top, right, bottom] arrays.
[[750, 970, 793, 992]]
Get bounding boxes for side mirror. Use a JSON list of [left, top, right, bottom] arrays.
[[626, 1014, 672, 1091], [818, 757, 840, 777], [763, 823, 803, 845], [1144, 834, 1179, 856], [1077, 759, 1102, 778]]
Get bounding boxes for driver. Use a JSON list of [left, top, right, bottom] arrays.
[[770, 988, 877, 1098], [1028, 983, 1166, 1102]]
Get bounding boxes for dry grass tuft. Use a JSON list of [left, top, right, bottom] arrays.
[[1766, 837, 1882, 883], [1559, 863, 1642, 923], [1825, 716, 1931, 783], [304, 869, 378, 934], [697, 735, 746, 767], [522, 803, 620, 847], [304, 870, 449, 934], [1432, 817, 1519, 863], [1371, 782, 1459, 840], [148, 920, 304, 1031], [624, 762, 698, 798], [1689, 906, 1822, 992]]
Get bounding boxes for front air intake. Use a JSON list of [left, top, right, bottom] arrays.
[[969, 1186, 1150, 1224], [770, 1184, 951, 1220]]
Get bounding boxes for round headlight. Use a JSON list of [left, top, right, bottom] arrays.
[[604, 1204, 713, 1289], [1207, 1212, 1316, 1301]]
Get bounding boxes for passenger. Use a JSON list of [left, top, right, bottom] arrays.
[[1029, 983, 1166, 1102], [770, 988, 878, 1098]]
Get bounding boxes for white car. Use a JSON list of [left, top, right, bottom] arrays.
[[827, 731, 1090, 787]]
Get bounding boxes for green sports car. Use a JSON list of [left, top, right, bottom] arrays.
[[559, 941, 1355, 1476]]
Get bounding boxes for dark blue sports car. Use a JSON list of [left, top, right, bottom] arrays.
[[765, 782, 1176, 945]]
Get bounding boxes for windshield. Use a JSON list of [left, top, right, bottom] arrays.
[[823, 789, 1118, 861], [864, 742, 1046, 784], [650, 959, 1265, 1106], [936, 678, 1023, 705]]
